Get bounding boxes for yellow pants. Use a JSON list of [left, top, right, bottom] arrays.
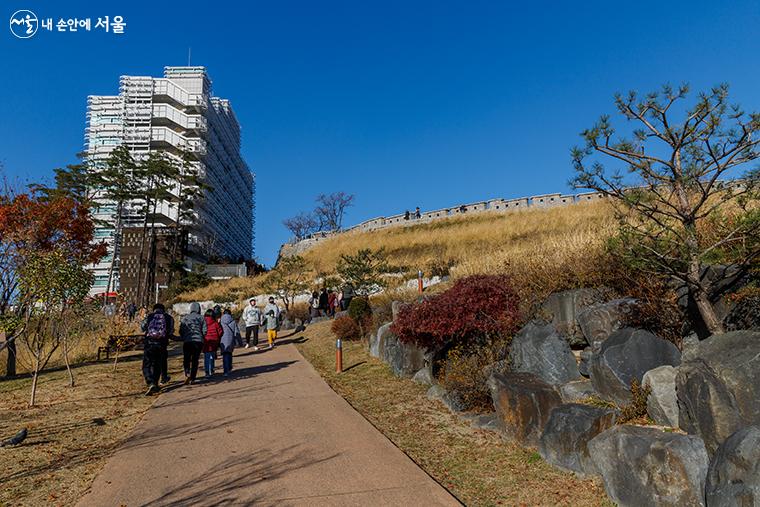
[[267, 329, 277, 345]]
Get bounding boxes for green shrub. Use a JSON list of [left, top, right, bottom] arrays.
[[347, 297, 373, 337]]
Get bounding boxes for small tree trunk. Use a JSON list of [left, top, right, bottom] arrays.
[[5, 339, 16, 377], [63, 335, 74, 388], [687, 259, 725, 335], [693, 288, 725, 335], [29, 353, 40, 407]]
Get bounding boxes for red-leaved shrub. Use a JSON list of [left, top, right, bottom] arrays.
[[390, 274, 522, 351], [331, 315, 361, 341]]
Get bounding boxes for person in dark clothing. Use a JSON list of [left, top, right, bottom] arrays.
[[404, 210, 410, 220], [341, 283, 355, 311], [318, 287, 329, 316], [180, 302, 207, 384], [414, 207, 421, 219], [126, 302, 137, 321], [140, 303, 175, 396]]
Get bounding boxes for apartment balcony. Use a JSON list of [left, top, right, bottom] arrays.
[[152, 79, 208, 112], [152, 104, 208, 133], [151, 127, 207, 156]]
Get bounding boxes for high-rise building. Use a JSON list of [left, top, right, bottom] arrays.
[[85, 66, 254, 299]]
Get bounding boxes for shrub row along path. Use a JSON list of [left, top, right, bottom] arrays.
[[78, 336, 460, 506]]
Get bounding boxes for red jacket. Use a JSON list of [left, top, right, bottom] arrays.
[[202, 316, 223, 352]]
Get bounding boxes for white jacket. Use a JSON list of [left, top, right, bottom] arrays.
[[242, 305, 262, 326]]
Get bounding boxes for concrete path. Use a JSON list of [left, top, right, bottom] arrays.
[[79, 337, 460, 506]]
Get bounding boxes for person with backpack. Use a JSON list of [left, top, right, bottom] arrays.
[[140, 303, 175, 396], [179, 302, 207, 385], [242, 298, 262, 350], [202, 309, 223, 378], [220, 309, 240, 376]]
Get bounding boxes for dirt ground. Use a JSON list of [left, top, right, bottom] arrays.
[[0, 347, 184, 507], [296, 321, 612, 507]]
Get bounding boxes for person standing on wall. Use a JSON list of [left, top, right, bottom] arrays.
[[415, 207, 421, 219], [179, 302, 207, 385], [242, 298, 262, 350], [141, 303, 175, 396]]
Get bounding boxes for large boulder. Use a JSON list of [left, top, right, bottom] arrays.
[[379, 329, 426, 378], [559, 379, 597, 403], [541, 288, 609, 347], [510, 322, 581, 386], [538, 403, 616, 475], [577, 298, 638, 351], [487, 372, 562, 447], [705, 426, 760, 507], [369, 322, 392, 358], [642, 365, 679, 427], [589, 328, 681, 405], [676, 330, 760, 454], [589, 425, 710, 507]]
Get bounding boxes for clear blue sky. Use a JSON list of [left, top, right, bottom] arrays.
[[2, 0, 759, 265]]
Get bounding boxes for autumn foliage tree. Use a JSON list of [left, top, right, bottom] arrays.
[[391, 275, 522, 352], [0, 191, 105, 378]]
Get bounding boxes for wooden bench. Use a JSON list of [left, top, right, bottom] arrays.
[[97, 334, 145, 361]]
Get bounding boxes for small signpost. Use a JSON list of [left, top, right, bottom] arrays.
[[336, 338, 343, 373]]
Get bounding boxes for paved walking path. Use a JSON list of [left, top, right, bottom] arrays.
[[79, 338, 460, 506]]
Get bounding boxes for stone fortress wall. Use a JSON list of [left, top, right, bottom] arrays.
[[279, 189, 606, 258]]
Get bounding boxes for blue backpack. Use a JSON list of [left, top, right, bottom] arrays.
[[147, 313, 167, 340]]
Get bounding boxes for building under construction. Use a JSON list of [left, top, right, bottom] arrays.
[[85, 66, 254, 303]]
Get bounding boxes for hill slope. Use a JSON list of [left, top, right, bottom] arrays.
[[177, 200, 615, 305]]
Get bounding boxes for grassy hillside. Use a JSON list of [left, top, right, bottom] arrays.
[[177, 201, 615, 306]]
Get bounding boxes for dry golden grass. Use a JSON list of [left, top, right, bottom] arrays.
[[176, 201, 616, 307], [304, 201, 614, 275], [297, 321, 611, 506], [0, 348, 185, 507]]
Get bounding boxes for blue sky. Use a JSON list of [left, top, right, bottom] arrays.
[[2, 1, 759, 265]]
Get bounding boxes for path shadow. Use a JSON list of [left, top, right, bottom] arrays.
[[140, 444, 341, 506]]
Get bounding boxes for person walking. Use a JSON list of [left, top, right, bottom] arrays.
[[264, 309, 279, 349], [318, 287, 329, 316], [327, 289, 337, 317], [264, 297, 280, 320], [179, 302, 207, 385], [242, 298, 262, 350], [220, 309, 240, 376], [415, 206, 421, 219], [341, 283, 355, 311], [309, 291, 320, 319], [202, 309, 223, 378], [140, 303, 175, 396]]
